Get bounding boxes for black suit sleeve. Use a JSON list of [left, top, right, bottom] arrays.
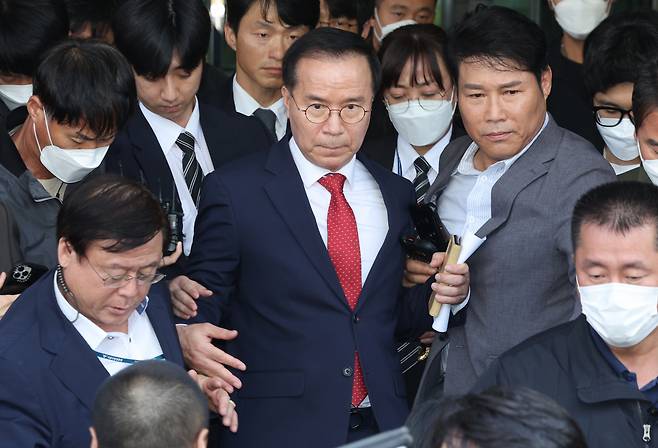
[[184, 172, 240, 325]]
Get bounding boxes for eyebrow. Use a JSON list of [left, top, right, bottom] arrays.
[[647, 138, 658, 146], [582, 259, 649, 270], [304, 94, 367, 104], [462, 80, 523, 90], [256, 19, 275, 27]]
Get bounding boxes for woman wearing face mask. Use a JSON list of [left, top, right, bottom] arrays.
[[632, 57, 658, 185], [363, 24, 463, 191], [361, 23, 462, 406]]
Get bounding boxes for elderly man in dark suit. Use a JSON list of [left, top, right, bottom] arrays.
[[408, 5, 616, 401], [0, 176, 236, 448], [168, 28, 469, 447]]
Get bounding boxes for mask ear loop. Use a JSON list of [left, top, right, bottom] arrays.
[[42, 107, 55, 147]]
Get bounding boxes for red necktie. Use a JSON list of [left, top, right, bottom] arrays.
[[318, 173, 368, 407]]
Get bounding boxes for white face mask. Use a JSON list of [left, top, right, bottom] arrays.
[[386, 92, 456, 146], [552, 0, 609, 41], [33, 110, 109, 183], [0, 84, 33, 110], [579, 282, 658, 348], [597, 118, 638, 161], [373, 7, 416, 43], [639, 141, 658, 186]]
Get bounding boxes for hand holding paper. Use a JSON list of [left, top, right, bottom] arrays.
[[430, 232, 485, 332]]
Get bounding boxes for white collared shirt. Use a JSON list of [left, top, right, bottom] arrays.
[[438, 114, 550, 238], [289, 138, 388, 287], [232, 75, 287, 141], [54, 276, 163, 376], [140, 99, 214, 255], [392, 126, 453, 184]]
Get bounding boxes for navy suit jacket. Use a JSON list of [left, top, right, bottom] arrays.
[[185, 138, 431, 448], [0, 271, 184, 448], [105, 101, 270, 208]]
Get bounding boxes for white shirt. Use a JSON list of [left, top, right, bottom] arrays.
[[610, 161, 641, 176], [140, 99, 214, 255], [290, 138, 386, 408], [54, 276, 163, 376], [289, 138, 388, 289], [392, 126, 453, 184], [233, 75, 287, 141], [438, 114, 549, 238]]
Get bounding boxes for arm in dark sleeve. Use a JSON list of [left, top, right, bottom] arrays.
[[184, 172, 240, 325], [0, 359, 51, 447]]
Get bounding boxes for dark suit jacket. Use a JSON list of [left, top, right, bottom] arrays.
[[416, 116, 616, 398], [361, 124, 467, 171], [0, 271, 184, 447], [185, 139, 432, 447], [105, 101, 270, 207]]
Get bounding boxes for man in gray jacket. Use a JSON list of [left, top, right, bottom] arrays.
[[410, 5, 616, 399]]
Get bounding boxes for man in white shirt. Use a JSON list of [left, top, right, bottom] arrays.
[[107, 0, 271, 259], [0, 176, 236, 448], [168, 28, 469, 447], [213, 0, 320, 142], [408, 5, 616, 400]]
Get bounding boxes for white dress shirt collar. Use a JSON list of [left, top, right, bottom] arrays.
[[232, 75, 287, 137], [289, 137, 357, 190], [457, 113, 550, 175], [53, 275, 150, 350], [396, 126, 453, 178], [139, 97, 202, 155]]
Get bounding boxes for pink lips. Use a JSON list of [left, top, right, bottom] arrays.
[[485, 131, 512, 142]]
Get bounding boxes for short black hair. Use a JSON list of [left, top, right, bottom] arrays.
[[64, 0, 118, 39], [34, 39, 135, 140], [283, 27, 381, 95], [57, 175, 167, 256], [0, 0, 69, 78], [92, 360, 208, 448], [583, 11, 658, 98], [633, 57, 658, 131], [326, 0, 357, 21], [112, 0, 210, 79], [572, 181, 658, 252], [426, 387, 586, 448], [379, 24, 449, 94], [447, 5, 548, 84], [355, 0, 375, 33], [226, 0, 319, 34]]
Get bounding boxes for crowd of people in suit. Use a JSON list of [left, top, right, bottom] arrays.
[[1, 0, 658, 447]]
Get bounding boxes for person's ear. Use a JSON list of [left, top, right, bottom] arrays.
[[26, 95, 44, 123], [541, 66, 553, 100], [224, 22, 238, 52], [361, 18, 373, 40], [195, 428, 209, 448], [89, 427, 98, 448], [281, 86, 291, 111], [57, 238, 77, 269]]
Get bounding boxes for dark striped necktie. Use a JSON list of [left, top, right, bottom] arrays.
[[413, 156, 431, 204], [176, 131, 203, 207]]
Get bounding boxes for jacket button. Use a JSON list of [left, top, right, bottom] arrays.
[[353, 314, 360, 323], [342, 367, 353, 377]]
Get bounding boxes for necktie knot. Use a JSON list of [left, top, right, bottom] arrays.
[[253, 108, 277, 142], [413, 156, 431, 175], [176, 131, 195, 154], [318, 173, 346, 195]]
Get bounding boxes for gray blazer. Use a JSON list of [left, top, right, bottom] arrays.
[[416, 117, 616, 398]]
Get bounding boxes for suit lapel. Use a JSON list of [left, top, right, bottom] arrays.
[[355, 153, 401, 311], [263, 141, 349, 309], [126, 108, 179, 203], [474, 119, 558, 238], [145, 287, 184, 367], [39, 275, 109, 411], [425, 137, 470, 203]]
